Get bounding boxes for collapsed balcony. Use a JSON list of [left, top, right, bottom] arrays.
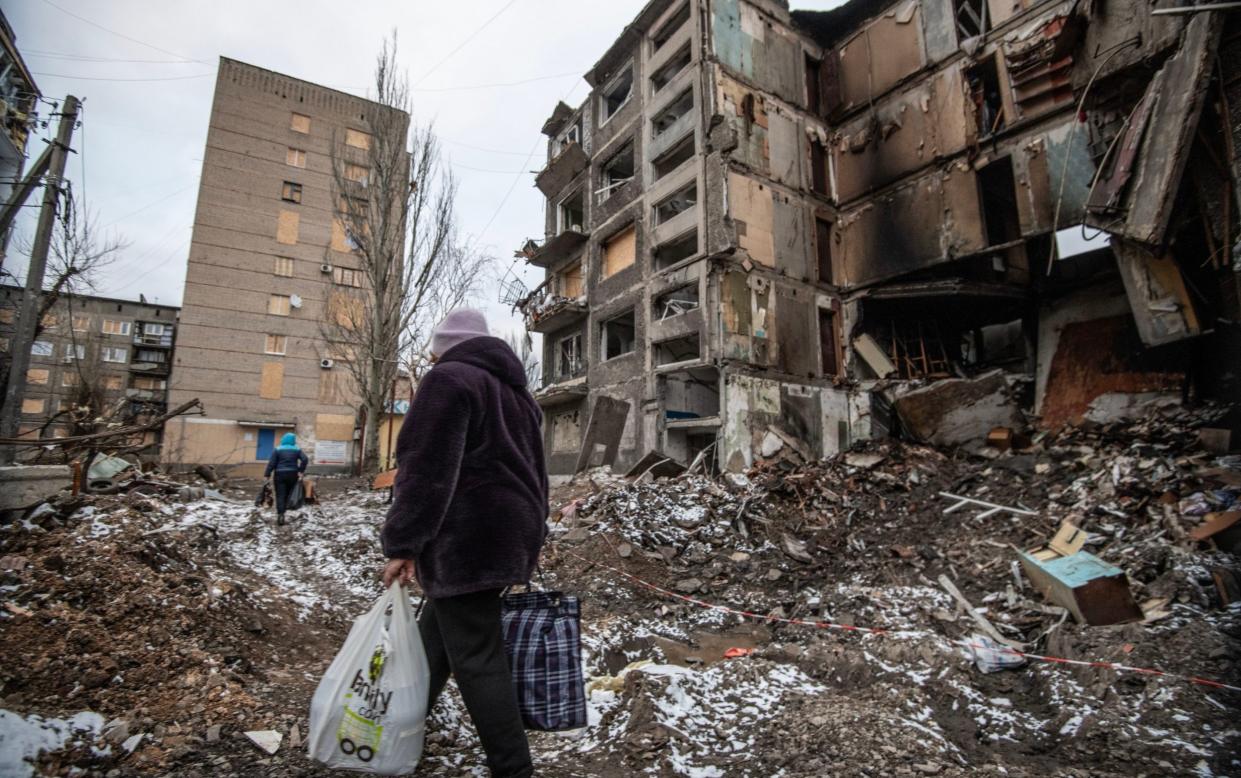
[[519, 282, 588, 334], [535, 140, 589, 198]]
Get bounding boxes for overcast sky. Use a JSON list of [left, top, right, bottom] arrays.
[[6, 0, 845, 343]]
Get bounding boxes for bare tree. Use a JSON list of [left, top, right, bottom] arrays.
[[320, 36, 489, 473], [505, 331, 540, 387]]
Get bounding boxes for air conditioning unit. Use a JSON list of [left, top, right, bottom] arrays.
[[320, 263, 333, 274], [320, 358, 334, 369]]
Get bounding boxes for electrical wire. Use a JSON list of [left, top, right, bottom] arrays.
[[25, 49, 198, 64], [39, 0, 209, 65], [413, 0, 521, 86], [32, 72, 212, 83]]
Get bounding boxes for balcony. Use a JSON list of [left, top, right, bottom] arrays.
[[128, 359, 170, 376], [534, 375, 588, 408], [125, 388, 167, 403], [132, 332, 173, 348], [521, 290, 588, 334], [519, 230, 588, 269], [535, 142, 589, 198]]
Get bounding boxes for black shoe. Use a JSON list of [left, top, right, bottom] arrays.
[[277, 514, 286, 526]]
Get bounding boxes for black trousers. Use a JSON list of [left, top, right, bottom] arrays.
[[272, 471, 299, 514], [419, 589, 532, 778]]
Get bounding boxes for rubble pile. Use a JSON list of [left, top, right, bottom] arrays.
[[540, 407, 1241, 775]]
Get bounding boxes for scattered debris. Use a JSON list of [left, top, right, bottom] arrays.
[[244, 730, 282, 755]]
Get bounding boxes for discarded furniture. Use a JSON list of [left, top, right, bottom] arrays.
[[1018, 551, 1142, 626]]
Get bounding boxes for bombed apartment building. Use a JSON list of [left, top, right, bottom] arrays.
[[517, 0, 1241, 477]]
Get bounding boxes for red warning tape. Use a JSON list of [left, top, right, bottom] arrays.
[[565, 550, 1241, 694]]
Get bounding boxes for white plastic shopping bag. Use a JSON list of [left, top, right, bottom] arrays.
[[308, 583, 430, 774]]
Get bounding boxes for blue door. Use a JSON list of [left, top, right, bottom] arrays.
[[256, 429, 276, 460]]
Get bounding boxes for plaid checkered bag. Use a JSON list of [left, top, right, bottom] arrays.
[[500, 590, 587, 731]]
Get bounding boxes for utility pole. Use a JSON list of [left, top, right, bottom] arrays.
[[0, 96, 79, 464]]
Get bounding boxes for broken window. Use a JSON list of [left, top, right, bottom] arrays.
[[810, 139, 828, 196], [556, 333, 584, 380], [819, 308, 840, 377], [274, 256, 294, 277], [978, 157, 1021, 248], [655, 334, 700, 366], [63, 343, 84, 361], [968, 56, 1006, 137], [601, 310, 636, 360], [345, 163, 369, 187], [805, 55, 822, 115], [652, 134, 695, 183], [815, 217, 833, 284], [652, 88, 694, 139], [651, 3, 690, 53], [654, 283, 700, 320], [30, 340, 52, 357], [552, 118, 582, 158], [602, 225, 636, 277], [286, 147, 307, 168], [653, 182, 697, 225], [651, 43, 692, 95], [653, 229, 698, 271], [954, 0, 988, 41], [558, 189, 585, 234], [281, 181, 303, 204], [599, 66, 634, 123], [599, 142, 635, 202]]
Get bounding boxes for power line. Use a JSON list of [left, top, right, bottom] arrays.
[[413, 0, 521, 86], [452, 161, 537, 175], [25, 49, 198, 64], [32, 72, 212, 83], [39, 0, 209, 65]]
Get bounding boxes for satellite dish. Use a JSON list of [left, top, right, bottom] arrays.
[[289, 294, 303, 309]]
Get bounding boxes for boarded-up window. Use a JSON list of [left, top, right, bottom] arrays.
[[559, 263, 583, 298], [276, 210, 299, 245], [602, 225, 636, 278], [287, 147, 307, 168], [815, 217, 833, 284], [72, 314, 89, 332], [319, 369, 354, 405], [265, 334, 287, 355], [21, 398, 45, 415], [40, 313, 57, 329], [345, 129, 371, 150], [0, 309, 13, 324], [345, 163, 369, 186], [268, 295, 291, 316], [259, 362, 284, 399], [103, 375, 123, 390], [315, 413, 355, 441], [290, 112, 311, 134], [331, 219, 356, 253], [26, 368, 49, 385], [274, 256, 294, 277], [334, 267, 362, 287], [62, 372, 78, 387], [102, 319, 131, 336]]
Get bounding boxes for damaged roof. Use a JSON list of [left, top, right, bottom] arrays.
[[791, 0, 906, 49]]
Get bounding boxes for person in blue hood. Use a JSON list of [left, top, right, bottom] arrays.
[[264, 431, 308, 525]]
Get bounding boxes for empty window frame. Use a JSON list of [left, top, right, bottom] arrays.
[[268, 295, 291, 316], [967, 55, 1006, 137], [556, 333, 584, 380], [654, 283, 700, 320], [281, 181, 303, 203], [655, 333, 700, 366], [102, 319, 131, 336], [286, 147, 307, 168], [810, 138, 828, 196], [805, 55, 823, 115], [653, 229, 698, 270], [552, 118, 582, 158], [557, 189, 585, 233], [954, 0, 989, 40], [265, 334, 288, 355], [653, 181, 697, 226], [819, 308, 840, 376], [652, 88, 694, 139], [598, 142, 635, 202], [815, 217, 834, 284], [599, 66, 634, 123], [345, 128, 371, 150], [652, 134, 695, 183], [63, 343, 84, 361], [601, 310, 636, 360], [102, 346, 128, 363], [334, 267, 363, 287], [978, 157, 1021, 247], [602, 225, 637, 277], [650, 43, 692, 95], [274, 256, 295, 277], [290, 112, 311, 134], [651, 3, 690, 53]]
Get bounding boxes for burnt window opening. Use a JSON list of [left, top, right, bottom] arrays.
[[662, 367, 720, 424], [655, 333, 701, 366], [556, 333, 584, 380], [281, 181, 303, 204], [968, 57, 1006, 137], [558, 189, 585, 234], [600, 67, 634, 123], [651, 43, 692, 94], [651, 3, 690, 53], [653, 182, 697, 225], [978, 158, 1021, 249], [653, 88, 694, 138], [598, 142, 635, 203], [654, 283, 700, 320], [819, 308, 840, 377], [654, 229, 698, 270], [810, 139, 829, 196], [805, 55, 822, 115], [601, 310, 636, 360], [815, 217, 833, 284], [954, 0, 989, 41], [552, 118, 582, 157], [652, 134, 695, 182]]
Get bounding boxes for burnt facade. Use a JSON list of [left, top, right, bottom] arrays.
[[520, 0, 1241, 477]]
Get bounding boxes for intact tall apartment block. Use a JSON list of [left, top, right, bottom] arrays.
[[521, 0, 1241, 477], [165, 58, 408, 472]]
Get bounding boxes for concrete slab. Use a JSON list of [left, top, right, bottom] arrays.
[[0, 465, 73, 512]]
